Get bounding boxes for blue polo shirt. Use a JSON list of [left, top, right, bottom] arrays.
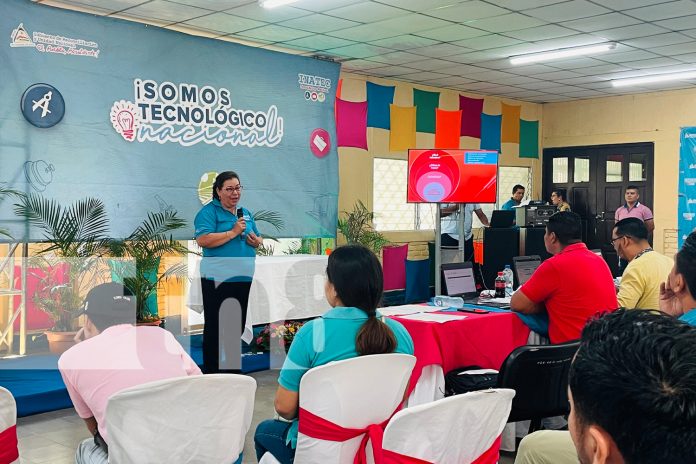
[[279, 307, 414, 392], [194, 199, 260, 282], [679, 310, 696, 326], [501, 198, 519, 210]]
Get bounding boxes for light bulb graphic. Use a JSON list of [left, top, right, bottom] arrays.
[[116, 110, 134, 139], [109, 100, 140, 142]]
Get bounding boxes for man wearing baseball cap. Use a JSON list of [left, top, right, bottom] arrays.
[[58, 282, 201, 464]]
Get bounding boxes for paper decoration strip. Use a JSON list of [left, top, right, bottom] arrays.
[[389, 105, 416, 152], [501, 103, 521, 143], [434, 109, 462, 149], [459, 95, 484, 138], [366, 82, 395, 129], [336, 78, 343, 99], [413, 89, 440, 134], [480, 114, 502, 152], [519, 119, 539, 159], [335, 98, 368, 150]]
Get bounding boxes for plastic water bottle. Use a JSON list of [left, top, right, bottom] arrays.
[[433, 295, 464, 308], [502, 265, 514, 296], [494, 272, 506, 298]]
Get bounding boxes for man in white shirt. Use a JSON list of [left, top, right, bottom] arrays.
[[440, 203, 489, 261]]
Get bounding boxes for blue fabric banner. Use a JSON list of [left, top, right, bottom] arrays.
[[366, 82, 394, 129], [679, 128, 696, 247], [480, 114, 502, 152], [0, 0, 341, 239]]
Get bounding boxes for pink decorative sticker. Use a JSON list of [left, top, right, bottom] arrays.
[[310, 128, 331, 158]]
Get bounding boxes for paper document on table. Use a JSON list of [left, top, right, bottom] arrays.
[[398, 313, 466, 323], [378, 305, 439, 317]]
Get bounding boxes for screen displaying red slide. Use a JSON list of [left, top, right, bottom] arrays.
[[407, 149, 498, 203]]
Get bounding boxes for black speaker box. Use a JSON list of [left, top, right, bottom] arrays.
[[482, 228, 520, 290], [520, 227, 552, 261]]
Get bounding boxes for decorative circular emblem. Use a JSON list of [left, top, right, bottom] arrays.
[[310, 128, 331, 158], [20, 84, 65, 128]]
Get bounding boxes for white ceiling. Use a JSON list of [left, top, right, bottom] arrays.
[[34, 0, 696, 103]]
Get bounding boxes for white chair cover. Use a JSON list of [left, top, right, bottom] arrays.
[[106, 374, 256, 464], [406, 364, 445, 407], [383, 388, 515, 464], [294, 353, 416, 464], [0, 386, 19, 464]]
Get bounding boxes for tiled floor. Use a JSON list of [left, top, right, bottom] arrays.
[[16, 369, 515, 463]]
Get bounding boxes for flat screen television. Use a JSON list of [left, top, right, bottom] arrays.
[[407, 149, 498, 203]]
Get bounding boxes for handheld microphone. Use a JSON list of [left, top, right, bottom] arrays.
[[237, 208, 245, 240]]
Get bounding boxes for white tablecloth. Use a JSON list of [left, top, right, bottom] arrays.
[[187, 255, 329, 342]]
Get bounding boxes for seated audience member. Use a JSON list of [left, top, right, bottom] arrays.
[[254, 245, 414, 464], [659, 230, 696, 325], [510, 212, 617, 343], [58, 283, 202, 464], [515, 309, 696, 464], [502, 184, 525, 210], [614, 185, 654, 234], [550, 189, 571, 212], [612, 218, 673, 309]]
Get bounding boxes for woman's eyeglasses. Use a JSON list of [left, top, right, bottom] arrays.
[[223, 186, 243, 193]]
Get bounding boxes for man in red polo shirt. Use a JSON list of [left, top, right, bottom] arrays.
[[511, 212, 618, 343]]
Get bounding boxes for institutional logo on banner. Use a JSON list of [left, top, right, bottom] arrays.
[[110, 79, 285, 148], [298, 73, 331, 103], [9, 22, 100, 57], [20, 83, 65, 128]]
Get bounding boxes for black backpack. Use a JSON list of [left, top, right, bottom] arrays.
[[444, 365, 498, 396]]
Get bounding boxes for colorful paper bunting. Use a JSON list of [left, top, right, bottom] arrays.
[[459, 95, 484, 138], [480, 114, 501, 152], [435, 109, 462, 149], [413, 89, 440, 134], [366, 82, 395, 129], [335, 98, 368, 150], [501, 103, 521, 143], [389, 105, 416, 152], [520, 119, 539, 158]]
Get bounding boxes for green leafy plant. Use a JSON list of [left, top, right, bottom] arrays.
[[107, 211, 189, 322], [337, 200, 390, 254], [15, 194, 113, 330], [253, 209, 284, 256], [284, 238, 316, 255], [0, 185, 24, 239]]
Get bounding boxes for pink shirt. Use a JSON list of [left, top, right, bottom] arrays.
[[58, 325, 201, 443], [615, 202, 653, 222]]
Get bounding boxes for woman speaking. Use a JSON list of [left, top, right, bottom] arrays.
[[194, 171, 262, 374]]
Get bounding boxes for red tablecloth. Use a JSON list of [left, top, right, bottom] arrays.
[[392, 311, 531, 395]]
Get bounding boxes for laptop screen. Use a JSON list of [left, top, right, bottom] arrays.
[[441, 262, 477, 297], [514, 256, 541, 287], [590, 249, 602, 257]]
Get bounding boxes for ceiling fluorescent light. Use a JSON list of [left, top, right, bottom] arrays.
[[612, 70, 696, 87], [509, 43, 616, 65], [260, 0, 299, 8]]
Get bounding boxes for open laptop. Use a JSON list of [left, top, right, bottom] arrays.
[[442, 262, 510, 308], [590, 249, 602, 257], [441, 262, 478, 299], [513, 255, 542, 288], [489, 210, 515, 228]]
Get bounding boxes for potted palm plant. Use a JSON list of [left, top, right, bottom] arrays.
[[15, 194, 111, 353], [337, 200, 390, 254], [107, 211, 189, 324]]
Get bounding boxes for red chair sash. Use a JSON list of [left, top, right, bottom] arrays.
[[0, 425, 19, 464], [298, 407, 390, 464], [381, 435, 501, 464]]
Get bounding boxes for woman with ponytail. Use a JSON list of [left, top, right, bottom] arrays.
[[254, 245, 414, 463]]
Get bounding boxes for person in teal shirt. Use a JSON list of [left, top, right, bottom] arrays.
[[659, 230, 696, 326], [501, 184, 525, 210], [254, 245, 414, 464], [194, 171, 262, 373]]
